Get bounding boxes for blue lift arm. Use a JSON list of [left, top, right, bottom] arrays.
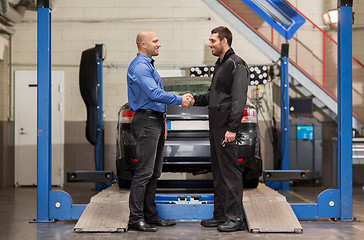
[[240, 0, 305, 40]]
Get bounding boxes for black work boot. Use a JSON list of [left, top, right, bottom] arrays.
[[201, 218, 227, 227], [128, 220, 157, 232], [145, 215, 176, 227], [217, 219, 246, 232]]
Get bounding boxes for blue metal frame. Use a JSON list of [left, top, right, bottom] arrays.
[[35, 5, 52, 223], [34, 1, 86, 222], [291, 189, 341, 219], [265, 55, 290, 190], [240, 0, 305, 40], [68, 46, 107, 190], [95, 54, 105, 191], [275, 1, 353, 220], [95, 57, 104, 172], [34, 0, 353, 221], [257, 1, 353, 220], [337, 2, 353, 221], [156, 194, 214, 219], [154, 189, 344, 220], [279, 56, 290, 190]]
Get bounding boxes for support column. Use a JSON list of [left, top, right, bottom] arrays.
[[95, 44, 105, 191], [280, 44, 290, 190], [337, 0, 353, 221], [35, 0, 52, 222]]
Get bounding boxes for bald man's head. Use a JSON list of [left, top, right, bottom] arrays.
[[136, 30, 161, 58], [136, 31, 152, 49]]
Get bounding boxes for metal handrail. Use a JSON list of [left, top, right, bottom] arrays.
[[219, 0, 364, 124]]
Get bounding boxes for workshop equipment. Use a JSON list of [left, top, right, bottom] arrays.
[[33, 0, 354, 224], [74, 183, 302, 233], [289, 120, 322, 181]]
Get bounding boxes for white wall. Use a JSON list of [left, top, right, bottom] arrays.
[[12, 0, 271, 122], [12, 0, 364, 122]]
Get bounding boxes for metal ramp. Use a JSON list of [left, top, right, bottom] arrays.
[[243, 184, 303, 233], [74, 183, 302, 233], [74, 185, 130, 233]]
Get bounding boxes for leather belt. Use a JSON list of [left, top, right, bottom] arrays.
[[136, 109, 166, 119]]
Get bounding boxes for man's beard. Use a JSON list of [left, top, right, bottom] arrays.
[[211, 46, 222, 57]]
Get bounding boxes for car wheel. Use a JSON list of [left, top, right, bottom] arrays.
[[243, 177, 259, 189], [118, 177, 131, 189]]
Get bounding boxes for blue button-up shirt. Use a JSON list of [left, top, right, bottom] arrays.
[[127, 53, 183, 113]]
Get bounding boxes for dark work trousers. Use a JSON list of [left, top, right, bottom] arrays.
[[128, 111, 165, 224], [209, 108, 243, 221]]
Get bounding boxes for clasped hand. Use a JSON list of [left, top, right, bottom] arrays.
[[181, 93, 195, 108]]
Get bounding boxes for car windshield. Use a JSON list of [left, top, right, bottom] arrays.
[[163, 77, 211, 96]]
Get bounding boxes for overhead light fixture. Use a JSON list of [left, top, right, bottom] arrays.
[[323, 9, 338, 29]]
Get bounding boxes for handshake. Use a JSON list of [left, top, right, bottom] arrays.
[[181, 93, 195, 108]]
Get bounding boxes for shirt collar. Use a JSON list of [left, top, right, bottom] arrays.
[[216, 48, 235, 65], [137, 53, 154, 67]]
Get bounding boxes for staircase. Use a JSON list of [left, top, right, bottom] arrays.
[[203, 0, 364, 130]]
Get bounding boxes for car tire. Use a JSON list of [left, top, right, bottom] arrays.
[[118, 177, 131, 189], [243, 177, 259, 189]]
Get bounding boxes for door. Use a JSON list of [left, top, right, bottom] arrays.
[[14, 70, 64, 186]]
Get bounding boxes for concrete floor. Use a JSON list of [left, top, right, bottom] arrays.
[[1, 183, 364, 240]]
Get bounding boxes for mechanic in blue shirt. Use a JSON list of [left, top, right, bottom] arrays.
[[126, 30, 193, 232]]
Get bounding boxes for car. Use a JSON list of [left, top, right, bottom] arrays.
[[116, 77, 262, 189]]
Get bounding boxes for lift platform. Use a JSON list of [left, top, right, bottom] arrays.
[[74, 183, 302, 233], [74, 185, 129, 233], [34, 0, 354, 227], [243, 184, 302, 233]]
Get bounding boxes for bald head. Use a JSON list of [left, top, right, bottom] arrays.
[[136, 30, 153, 49], [136, 30, 161, 58]]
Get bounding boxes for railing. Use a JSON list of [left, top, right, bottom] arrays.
[[220, 0, 364, 125]]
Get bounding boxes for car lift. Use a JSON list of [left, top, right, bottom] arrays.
[[66, 44, 114, 191], [33, 0, 354, 224]]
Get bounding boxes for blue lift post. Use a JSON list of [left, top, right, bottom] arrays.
[[67, 45, 111, 188], [250, 0, 354, 220], [280, 44, 290, 191], [290, 0, 354, 220], [264, 43, 290, 190], [95, 45, 106, 191], [34, 0, 86, 222], [35, 0, 52, 223], [337, 0, 353, 221]]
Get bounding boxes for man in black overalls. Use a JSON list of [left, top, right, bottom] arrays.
[[194, 26, 249, 232]]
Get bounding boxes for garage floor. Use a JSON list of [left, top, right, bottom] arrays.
[[1, 183, 364, 240]]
